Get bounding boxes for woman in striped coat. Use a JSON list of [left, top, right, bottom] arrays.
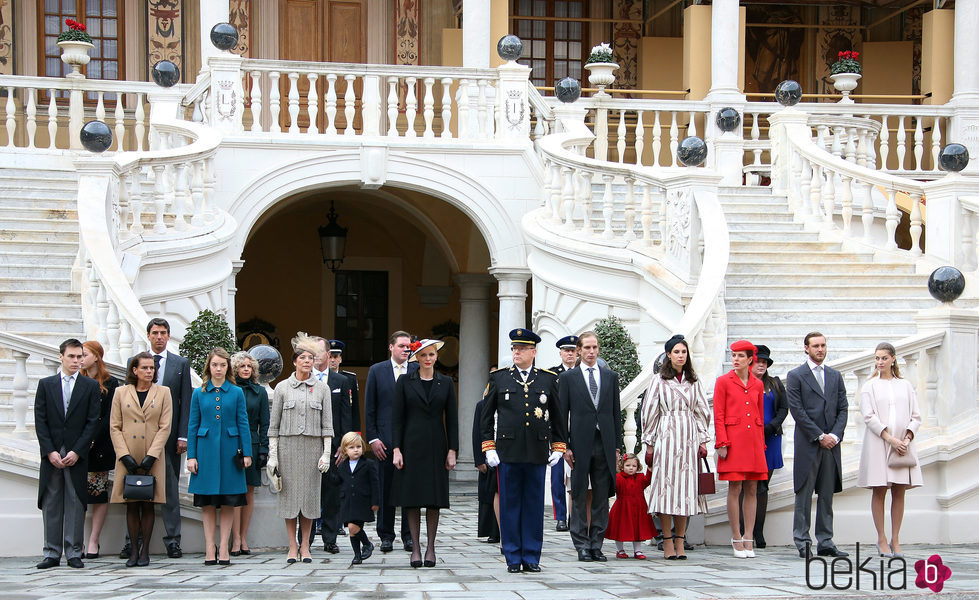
[[641, 335, 711, 560]]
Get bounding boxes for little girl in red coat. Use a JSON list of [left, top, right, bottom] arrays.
[[605, 454, 658, 559]]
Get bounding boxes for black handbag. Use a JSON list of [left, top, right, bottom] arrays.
[[233, 448, 246, 469], [123, 473, 155, 501]]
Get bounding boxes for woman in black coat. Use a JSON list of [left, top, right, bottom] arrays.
[[230, 351, 270, 556], [330, 432, 380, 565], [81, 340, 120, 558], [392, 339, 459, 568]]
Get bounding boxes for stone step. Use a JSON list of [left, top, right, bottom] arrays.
[[718, 186, 773, 198], [0, 216, 79, 232], [728, 272, 927, 285], [725, 296, 934, 310], [0, 330, 85, 346], [0, 264, 74, 278], [0, 289, 79, 303], [0, 302, 84, 319], [723, 212, 795, 223], [728, 249, 875, 262], [727, 220, 806, 232], [0, 276, 72, 291], [718, 203, 790, 214], [0, 251, 76, 266], [0, 316, 84, 334], [726, 261, 915, 275], [0, 238, 78, 252], [0, 229, 78, 244], [729, 230, 823, 243], [725, 282, 927, 298], [726, 306, 924, 323]]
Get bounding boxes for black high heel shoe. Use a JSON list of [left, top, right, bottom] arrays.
[[424, 551, 436, 568], [126, 555, 139, 568], [136, 554, 149, 567]]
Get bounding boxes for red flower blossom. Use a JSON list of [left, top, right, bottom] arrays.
[[409, 341, 422, 353], [65, 18, 87, 31]]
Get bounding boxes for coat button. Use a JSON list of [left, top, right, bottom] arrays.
[[216, 415, 221, 420], [525, 413, 529, 416], [747, 425, 751, 428], [216, 405, 221, 410], [526, 422, 530, 426], [216, 397, 220, 401]]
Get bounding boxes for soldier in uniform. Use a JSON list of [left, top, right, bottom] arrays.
[[328, 340, 361, 433], [480, 328, 567, 573], [548, 335, 578, 533]]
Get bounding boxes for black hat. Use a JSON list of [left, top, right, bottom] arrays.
[[328, 339, 345, 353], [555, 335, 579, 349], [664, 334, 685, 353], [755, 344, 774, 366], [509, 328, 542, 346]]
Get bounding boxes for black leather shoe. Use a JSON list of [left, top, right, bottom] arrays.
[[324, 542, 340, 554], [67, 557, 84, 568], [166, 544, 182, 558], [798, 548, 808, 558], [507, 564, 521, 573], [119, 543, 132, 559], [818, 547, 849, 558], [522, 563, 541, 572], [36, 557, 59, 569], [351, 556, 363, 565], [403, 539, 414, 552], [486, 536, 500, 544], [555, 520, 569, 532], [577, 549, 593, 562], [360, 540, 374, 561], [379, 540, 394, 553], [590, 550, 607, 562]]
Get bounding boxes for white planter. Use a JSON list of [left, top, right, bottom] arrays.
[[830, 72, 862, 104], [58, 40, 94, 79], [585, 62, 619, 96]]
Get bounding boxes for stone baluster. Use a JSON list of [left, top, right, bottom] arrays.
[[634, 110, 645, 166], [831, 126, 843, 158], [457, 79, 470, 138], [561, 167, 575, 229], [422, 77, 435, 138], [152, 164, 168, 234], [623, 402, 638, 457], [96, 92, 106, 127], [602, 174, 614, 239], [540, 159, 552, 209], [113, 93, 125, 150], [861, 181, 874, 242], [482, 81, 496, 138], [617, 110, 627, 163], [129, 168, 144, 234], [884, 189, 899, 250], [960, 209, 978, 272], [901, 351, 919, 406], [249, 71, 263, 132], [105, 302, 121, 363], [48, 90, 58, 149], [268, 72, 281, 133], [810, 163, 823, 220], [840, 176, 853, 235], [172, 163, 189, 231], [909, 192, 923, 256], [821, 168, 835, 227], [878, 115, 889, 169], [549, 162, 562, 222], [343, 75, 357, 135], [118, 171, 130, 237], [640, 182, 653, 247], [440, 78, 453, 138], [96, 283, 110, 348], [815, 124, 827, 150], [287, 72, 300, 133], [931, 116, 942, 171], [190, 160, 205, 227], [26, 88, 37, 148], [913, 117, 924, 171], [688, 111, 697, 138], [11, 350, 30, 434], [593, 105, 608, 162], [789, 148, 803, 212], [118, 319, 134, 362], [5, 86, 15, 147], [652, 111, 662, 167], [924, 347, 939, 428], [203, 156, 216, 223], [323, 73, 338, 135], [306, 73, 319, 134], [623, 177, 636, 241], [669, 112, 679, 167], [133, 93, 146, 151], [895, 116, 907, 170], [581, 170, 594, 234], [845, 127, 857, 162], [853, 366, 875, 442], [403, 77, 418, 138], [691, 329, 706, 373], [386, 76, 399, 136], [476, 79, 488, 139], [856, 128, 868, 167], [799, 158, 812, 220]]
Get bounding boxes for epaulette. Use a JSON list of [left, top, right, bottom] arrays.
[[539, 368, 557, 376], [482, 383, 490, 398]]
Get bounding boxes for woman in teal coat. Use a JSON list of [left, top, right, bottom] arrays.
[[187, 347, 252, 566]]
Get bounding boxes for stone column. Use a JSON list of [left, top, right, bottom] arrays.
[[453, 273, 495, 473], [490, 268, 531, 366], [951, 0, 979, 171], [199, 0, 231, 78], [463, 0, 491, 69], [915, 305, 979, 427], [706, 0, 746, 185]]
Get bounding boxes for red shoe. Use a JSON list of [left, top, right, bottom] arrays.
[[615, 550, 629, 559], [634, 552, 647, 560]]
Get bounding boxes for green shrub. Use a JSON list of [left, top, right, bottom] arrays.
[[179, 309, 240, 375], [594, 316, 643, 453]]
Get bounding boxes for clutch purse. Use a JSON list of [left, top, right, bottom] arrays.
[[698, 456, 716, 495], [233, 448, 246, 469], [268, 467, 282, 493], [122, 474, 155, 501], [888, 445, 917, 469]]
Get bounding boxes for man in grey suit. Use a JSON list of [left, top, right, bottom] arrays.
[[557, 332, 621, 563], [35, 339, 101, 569], [122, 318, 192, 559], [786, 332, 849, 558]]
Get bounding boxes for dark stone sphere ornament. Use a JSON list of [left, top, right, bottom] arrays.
[[775, 80, 803, 107], [497, 35, 523, 62], [555, 77, 581, 104], [716, 107, 741, 132], [210, 22, 239, 51], [151, 60, 180, 87], [928, 266, 965, 303], [248, 344, 283, 385], [80, 120, 113, 153], [677, 136, 708, 167], [939, 143, 970, 172]]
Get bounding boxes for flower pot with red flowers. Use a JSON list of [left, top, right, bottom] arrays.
[[829, 50, 862, 104], [57, 18, 94, 78]]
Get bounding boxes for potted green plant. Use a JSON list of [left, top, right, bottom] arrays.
[[584, 42, 618, 96], [179, 309, 240, 375], [594, 315, 642, 454], [829, 50, 861, 104], [57, 18, 94, 78]]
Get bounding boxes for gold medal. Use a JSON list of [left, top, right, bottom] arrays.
[[505, 392, 509, 401], [534, 407, 543, 419], [523, 383, 529, 393]]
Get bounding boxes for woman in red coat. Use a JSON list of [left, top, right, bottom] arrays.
[[714, 340, 767, 559]]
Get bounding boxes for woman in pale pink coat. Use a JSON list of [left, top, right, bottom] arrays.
[[858, 342, 922, 559]]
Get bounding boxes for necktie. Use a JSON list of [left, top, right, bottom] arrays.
[[62, 375, 72, 415], [587, 367, 599, 406], [815, 365, 825, 393], [395, 364, 403, 380], [520, 370, 528, 380], [154, 353, 163, 381], [317, 371, 325, 382]]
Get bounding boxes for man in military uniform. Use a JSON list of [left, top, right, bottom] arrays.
[[548, 335, 578, 533], [481, 328, 567, 573], [327, 340, 361, 433]]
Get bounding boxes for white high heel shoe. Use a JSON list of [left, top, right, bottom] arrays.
[[731, 538, 748, 559], [742, 538, 756, 558]]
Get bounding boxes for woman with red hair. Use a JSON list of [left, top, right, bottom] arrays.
[[81, 340, 119, 558], [714, 340, 767, 558]]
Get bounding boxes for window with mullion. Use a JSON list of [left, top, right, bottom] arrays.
[[40, 0, 123, 99], [513, 0, 586, 88]]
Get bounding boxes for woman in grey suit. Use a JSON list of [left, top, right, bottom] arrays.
[[266, 333, 334, 563]]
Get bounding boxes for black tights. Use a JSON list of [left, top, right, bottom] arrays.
[[126, 502, 154, 560], [404, 507, 440, 561]]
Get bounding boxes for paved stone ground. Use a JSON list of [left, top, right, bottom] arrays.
[[3, 496, 976, 599]]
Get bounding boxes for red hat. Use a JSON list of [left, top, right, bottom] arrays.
[[730, 340, 756, 354]]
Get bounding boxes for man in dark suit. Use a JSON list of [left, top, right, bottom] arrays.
[[548, 335, 578, 532], [364, 330, 416, 552], [786, 331, 849, 558], [122, 318, 192, 559], [557, 332, 621, 562], [480, 328, 566, 573], [35, 338, 101, 569], [311, 336, 354, 553]]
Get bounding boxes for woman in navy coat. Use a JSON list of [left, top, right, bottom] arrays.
[[230, 351, 270, 556], [392, 339, 459, 568], [187, 347, 252, 565]]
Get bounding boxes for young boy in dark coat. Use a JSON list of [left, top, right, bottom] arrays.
[[330, 432, 380, 564]]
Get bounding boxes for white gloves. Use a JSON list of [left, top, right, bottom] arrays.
[[547, 451, 564, 467], [266, 437, 279, 479], [317, 436, 333, 473], [485, 449, 500, 468]]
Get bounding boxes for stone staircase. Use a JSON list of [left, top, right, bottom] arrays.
[[720, 186, 938, 375]]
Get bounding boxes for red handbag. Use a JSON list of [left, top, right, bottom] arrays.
[[698, 456, 716, 495]]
